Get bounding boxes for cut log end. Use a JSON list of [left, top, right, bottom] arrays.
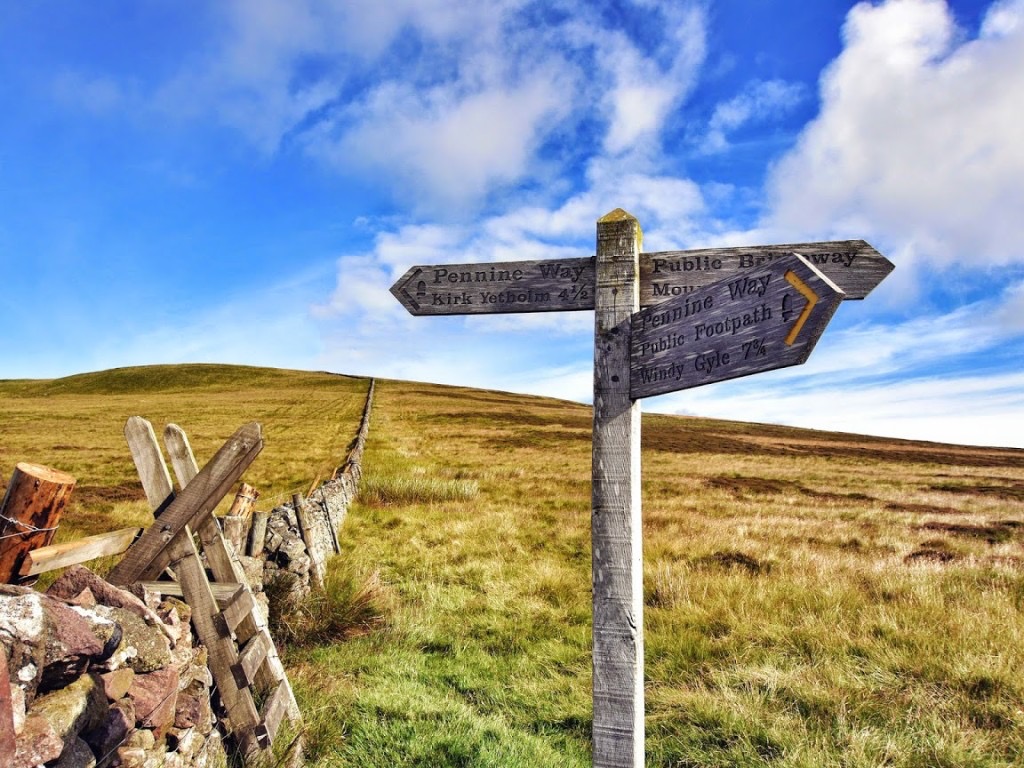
[[13, 461, 77, 486]]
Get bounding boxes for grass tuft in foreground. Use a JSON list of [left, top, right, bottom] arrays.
[[267, 558, 392, 648]]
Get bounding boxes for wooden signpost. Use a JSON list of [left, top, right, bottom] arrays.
[[390, 210, 892, 767]]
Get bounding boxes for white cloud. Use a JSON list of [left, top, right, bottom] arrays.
[[313, 72, 571, 211], [767, 0, 1024, 267], [574, 3, 706, 156], [700, 79, 805, 155]]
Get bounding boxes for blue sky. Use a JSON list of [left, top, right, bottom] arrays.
[[2, 0, 1022, 448]]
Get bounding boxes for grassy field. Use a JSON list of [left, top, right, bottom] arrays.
[[3, 365, 1024, 766], [0, 364, 369, 538]]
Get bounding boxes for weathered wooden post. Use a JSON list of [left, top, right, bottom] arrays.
[[591, 209, 644, 767], [0, 462, 76, 583], [224, 483, 259, 553], [293, 492, 324, 589]]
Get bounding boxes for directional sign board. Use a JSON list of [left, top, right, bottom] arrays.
[[640, 239, 890, 303], [390, 240, 891, 316], [630, 253, 844, 399], [390, 258, 593, 315]]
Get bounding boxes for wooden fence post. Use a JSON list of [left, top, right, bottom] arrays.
[[591, 209, 644, 767], [0, 463, 76, 583], [225, 484, 259, 553], [292, 493, 324, 589]]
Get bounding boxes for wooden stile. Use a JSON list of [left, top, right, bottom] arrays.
[[163, 423, 302, 726], [120, 417, 264, 758], [107, 420, 262, 586], [0, 462, 76, 584]]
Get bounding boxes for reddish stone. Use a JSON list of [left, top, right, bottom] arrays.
[[127, 667, 179, 737], [99, 668, 135, 701], [13, 713, 63, 768]]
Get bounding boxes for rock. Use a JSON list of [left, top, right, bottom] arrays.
[[13, 712, 63, 768], [30, 673, 107, 742], [66, 587, 98, 609], [115, 746, 147, 768], [101, 606, 171, 673], [66, 604, 122, 664], [53, 735, 98, 768], [83, 697, 134, 764], [49, 566, 176, 647], [286, 552, 311, 577], [174, 678, 212, 729], [0, 585, 105, 698], [127, 667, 179, 737], [156, 598, 190, 647], [99, 668, 135, 701], [277, 537, 307, 566]]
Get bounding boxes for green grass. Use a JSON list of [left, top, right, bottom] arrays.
[[4, 366, 1024, 766]]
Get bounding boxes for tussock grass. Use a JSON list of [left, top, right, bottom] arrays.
[[268, 558, 391, 647], [358, 434, 480, 506]]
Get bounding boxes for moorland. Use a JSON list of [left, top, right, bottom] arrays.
[[2, 364, 1023, 767]]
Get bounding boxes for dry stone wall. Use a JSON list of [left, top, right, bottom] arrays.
[[259, 379, 373, 601]]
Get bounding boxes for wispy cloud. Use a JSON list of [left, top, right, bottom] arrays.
[[699, 79, 805, 155]]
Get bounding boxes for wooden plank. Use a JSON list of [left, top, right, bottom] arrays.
[[140, 580, 243, 605], [221, 584, 258, 634], [258, 680, 293, 746], [232, 632, 272, 689], [19, 527, 141, 577], [630, 253, 845, 399], [163, 423, 199, 487], [0, 463, 76, 583], [591, 209, 644, 768], [222, 516, 248, 555], [107, 421, 263, 586], [123, 417, 175, 513]]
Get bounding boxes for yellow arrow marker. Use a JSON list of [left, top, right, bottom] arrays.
[[783, 270, 820, 346]]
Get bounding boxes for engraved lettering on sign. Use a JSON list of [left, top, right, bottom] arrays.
[[432, 267, 526, 284], [479, 289, 552, 305], [538, 262, 587, 282], [692, 302, 772, 341], [740, 251, 858, 269]]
